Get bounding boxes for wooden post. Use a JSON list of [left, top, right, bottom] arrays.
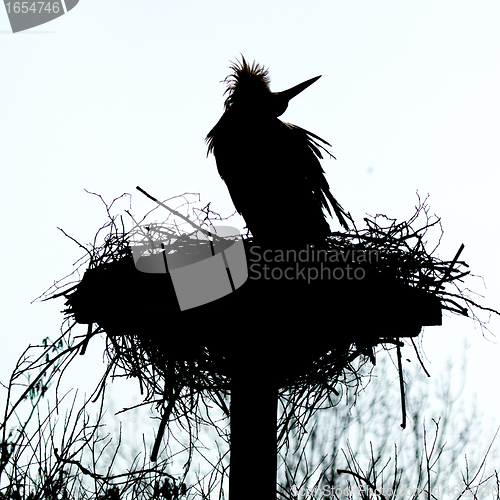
[[229, 350, 278, 500]]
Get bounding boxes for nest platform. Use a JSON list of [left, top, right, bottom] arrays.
[[65, 237, 442, 385]]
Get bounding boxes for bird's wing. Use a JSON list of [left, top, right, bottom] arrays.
[[205, 114, 267, 225], [284, 123, 349, 230]]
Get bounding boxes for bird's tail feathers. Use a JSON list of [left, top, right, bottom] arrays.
[[333, 204, 350, 231], [326, 194, 350, 231]]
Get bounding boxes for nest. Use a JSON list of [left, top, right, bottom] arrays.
[[38, 189, 498, 457]]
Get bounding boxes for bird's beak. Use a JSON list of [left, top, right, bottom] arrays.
[[278, 75, 322, 101]]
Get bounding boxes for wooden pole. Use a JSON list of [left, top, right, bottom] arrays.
[[229, 350, 278, 500]]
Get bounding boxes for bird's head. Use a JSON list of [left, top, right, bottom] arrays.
[[223, 56, 321, 118]]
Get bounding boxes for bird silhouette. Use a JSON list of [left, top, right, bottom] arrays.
[[207, 56, 349, 248]]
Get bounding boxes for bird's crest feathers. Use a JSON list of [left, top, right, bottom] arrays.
[[223, 56, 271, 110]]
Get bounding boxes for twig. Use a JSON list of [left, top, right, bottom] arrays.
[[435, 243, 465, 290], [136, 186, 223, 241], [397, 341, 406, 429], [336, 469, 388, 500], [410, 337, 431, 377]]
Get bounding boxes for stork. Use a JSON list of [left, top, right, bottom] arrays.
[[207, 56, 349, 248]]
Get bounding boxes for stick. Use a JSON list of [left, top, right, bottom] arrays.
[[136, 186, 223, 241], [435, 243, 465, 290], [397, 341, 406, 429]]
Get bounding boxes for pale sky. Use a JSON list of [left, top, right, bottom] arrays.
[[1, 0, 499, 465]]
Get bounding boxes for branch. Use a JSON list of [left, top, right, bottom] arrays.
[[136, 186, 224, 241], [336, 469, 388, 500]]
